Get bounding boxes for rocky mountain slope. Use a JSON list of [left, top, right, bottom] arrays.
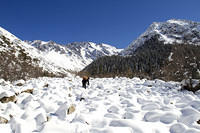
[[0, 27, 121, 81], [80, 19, 200, 81], [0, 27, 66, 81]]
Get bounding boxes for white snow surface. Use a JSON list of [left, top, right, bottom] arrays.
[[167, 19, 189, 26], [121, 19, 200, 55], [1, 76, 200, 133]]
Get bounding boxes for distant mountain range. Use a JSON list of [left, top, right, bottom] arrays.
[[81, 19, 200, 81], [26, 40, 121, 71], [0, 27, 121, 81], [1, 19, 200, 81]]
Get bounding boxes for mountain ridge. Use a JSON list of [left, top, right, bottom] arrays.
[[26, 40, 122, 71], [120, 19, 200, 55], [0, 26, 121, 81], [81, 19, 200, 81]]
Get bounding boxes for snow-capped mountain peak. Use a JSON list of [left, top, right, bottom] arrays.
[[121, 19, 200, 55], [27, 41, 122, 71], [66, 42, 122, 61]]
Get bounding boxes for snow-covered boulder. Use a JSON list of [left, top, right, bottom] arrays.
[[0, 116, 8, 124]]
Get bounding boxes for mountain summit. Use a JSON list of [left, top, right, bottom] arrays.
[[121, 19, 200, 55]]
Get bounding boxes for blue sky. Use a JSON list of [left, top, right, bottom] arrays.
[[1, 0, 200, 48]]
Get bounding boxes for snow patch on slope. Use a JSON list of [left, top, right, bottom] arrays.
[[167, 19, 189, 26]]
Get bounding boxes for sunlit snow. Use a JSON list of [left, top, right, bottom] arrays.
[[1, 76, 200, 133], [167, 19, 189, 26]]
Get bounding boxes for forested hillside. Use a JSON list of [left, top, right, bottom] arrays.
[[80, 35, 200, 81]]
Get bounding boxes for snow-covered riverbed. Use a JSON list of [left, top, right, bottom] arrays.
[[0, 77, 200, 133]]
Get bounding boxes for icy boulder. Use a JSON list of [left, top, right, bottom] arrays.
[[55, 102, 68, 120]]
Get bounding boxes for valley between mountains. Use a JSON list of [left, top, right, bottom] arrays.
[[0, 19, 200, 133]]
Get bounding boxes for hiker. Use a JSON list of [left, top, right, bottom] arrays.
[[82, 76, 89, 89]]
